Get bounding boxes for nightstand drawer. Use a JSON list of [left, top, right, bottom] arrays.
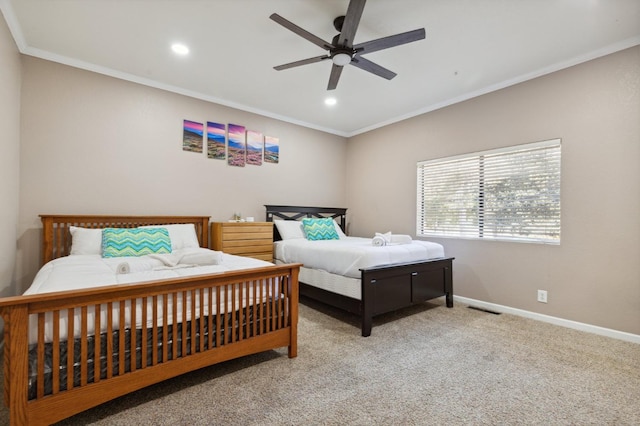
[[251, 253, 275, 262], [211, 222, 273, 262], [221, 231, 273, 241]]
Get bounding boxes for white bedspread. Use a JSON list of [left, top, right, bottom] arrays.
[[274, 236, 445, 279], [25, 248, 270, 295], [24, 249, 274, 343]]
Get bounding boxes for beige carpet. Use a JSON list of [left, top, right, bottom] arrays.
[[1, 298, 639, 425]]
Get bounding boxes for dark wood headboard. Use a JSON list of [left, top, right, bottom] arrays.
[[264, 205, 347, 241]]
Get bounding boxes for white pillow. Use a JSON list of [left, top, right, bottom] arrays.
[[141, 224, 200, 250], [333, 219, 347, 238], [274, 219, 346, 239], [69, 226, 103, 255], [274, 220, 305, 240]]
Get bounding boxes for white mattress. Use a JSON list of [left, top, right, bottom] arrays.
[[25, 250, 275, 343], [274, 236, 445, 279]]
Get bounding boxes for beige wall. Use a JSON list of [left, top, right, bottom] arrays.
[[5, 11, 638, 337], [0, 11, 21, 298], [346, 46, 640, 335], [16, 57, 346, 291]]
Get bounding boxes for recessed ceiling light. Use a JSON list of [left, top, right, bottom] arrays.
[[324, 97, 337, 106], [171, 43, 189, 55]]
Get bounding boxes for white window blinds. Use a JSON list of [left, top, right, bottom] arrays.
[[417, 139, 561, 244]]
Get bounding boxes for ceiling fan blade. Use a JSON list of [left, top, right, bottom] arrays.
[[337, 0, 366, 48], [350, 56, 397, 80], [270, 13, 333, 50], [354, 28, 425, 56], [327, 64, 344, 90], [274, 55, 330, 71]]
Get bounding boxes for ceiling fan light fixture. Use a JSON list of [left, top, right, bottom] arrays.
[[331, 52, 352, 66]]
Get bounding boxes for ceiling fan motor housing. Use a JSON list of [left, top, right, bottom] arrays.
[[330, 27, 354, 66]]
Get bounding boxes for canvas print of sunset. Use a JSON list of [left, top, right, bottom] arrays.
[[227, 124, 246, 167], [183, 120, 203, 153], [264, 136, 279, 163], [246, 130, 263, 166], [207, 122, 226, 160]]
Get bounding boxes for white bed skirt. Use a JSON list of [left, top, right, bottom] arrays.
[[275, 259, 361, 300]]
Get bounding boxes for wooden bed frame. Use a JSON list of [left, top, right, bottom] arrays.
[[265, 205, 453, 337], [0, 215, 300, 426]]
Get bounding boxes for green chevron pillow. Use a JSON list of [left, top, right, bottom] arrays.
[[102, 227, 172, 258], [302, 218, 339, 241]]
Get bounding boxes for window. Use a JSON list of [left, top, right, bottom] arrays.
[[417, 139, 561, 244]]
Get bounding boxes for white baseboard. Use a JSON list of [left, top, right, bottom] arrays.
[[454, 296, 640, 345]]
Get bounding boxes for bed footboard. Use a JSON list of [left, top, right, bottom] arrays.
[[360, 257, 453, 337], [1, 264, 300, 426]]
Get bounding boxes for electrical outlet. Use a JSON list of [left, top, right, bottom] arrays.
[[537, 290, 548, 303]]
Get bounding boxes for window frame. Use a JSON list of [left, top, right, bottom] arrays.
[[416, 139, 561, 245]]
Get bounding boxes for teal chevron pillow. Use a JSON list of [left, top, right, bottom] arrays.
[[102, 227, 172, 258], [302, 218, 339, 241]]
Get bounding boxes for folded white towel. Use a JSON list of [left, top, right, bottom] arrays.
[[372, 235, 386, 246], [373, 232, 412, 245], [148, 253, 181, 267], [179, 249, 223, 266], [389, 234, 412, 245], [113, 249, 224, 274], [150, 248, 224, 268], [115, 261, 152, 274], [116, 262, 130, 274], [375, 232, 392, 243]]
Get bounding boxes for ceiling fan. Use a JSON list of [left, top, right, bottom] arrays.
[[270, 0, 425, 90]]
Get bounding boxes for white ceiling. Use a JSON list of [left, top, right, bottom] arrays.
[[2, 0, 639, 137]]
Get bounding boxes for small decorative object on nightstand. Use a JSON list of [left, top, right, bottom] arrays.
[[211, 221, 273, 262]]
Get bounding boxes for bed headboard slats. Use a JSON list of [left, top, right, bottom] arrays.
[[40, 215, 210, 264], [264, 205, 347, 240]]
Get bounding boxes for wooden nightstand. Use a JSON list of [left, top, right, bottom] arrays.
[[211, 222, 273, 262]]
